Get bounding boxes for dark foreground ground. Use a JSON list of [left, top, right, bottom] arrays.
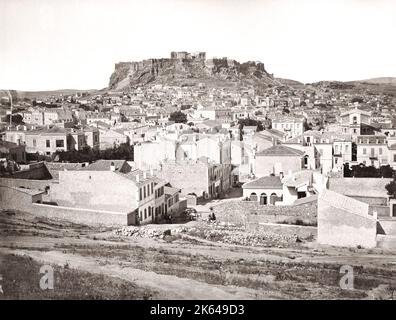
[[1, 210, 396, 300]]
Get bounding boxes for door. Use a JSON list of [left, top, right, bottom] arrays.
[[260, 193, 267, 205]]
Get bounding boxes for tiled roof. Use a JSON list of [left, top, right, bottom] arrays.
[[117, 170, 161, 187], [242, 175, 283, 189], [78, 160, 130, 172], [256, 145, 305, 157], [44, 162, 84, 179], [164, 186, 180, 195]]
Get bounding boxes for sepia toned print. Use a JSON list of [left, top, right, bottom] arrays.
[[1, 0, 396, 301]]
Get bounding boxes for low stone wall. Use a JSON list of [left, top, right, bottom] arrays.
[[0, 185, 42, 211], [351, 196, 388, 206], [31, 203, 133, 227], [370, 205, 390, 218], [213, 200, 317, 218], [0, 177, 52, 191], [0, 184, 134, 227], [318, 191, 377, 248]]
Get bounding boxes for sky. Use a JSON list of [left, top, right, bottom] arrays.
[[1, 0, 396, 91]]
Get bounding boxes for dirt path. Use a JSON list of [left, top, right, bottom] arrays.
[[0, 248, 273, 300]]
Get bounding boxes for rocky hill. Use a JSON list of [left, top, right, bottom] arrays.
[[108, 52, 278, 90]]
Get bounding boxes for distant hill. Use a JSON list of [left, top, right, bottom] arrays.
[[274, 78, 304, 87], [348, 77, 396, 85], [108, 52, 278, 90], [0, 89, 98, 101]]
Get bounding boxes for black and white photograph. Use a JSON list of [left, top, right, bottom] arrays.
[[1, 0, 396, 308]]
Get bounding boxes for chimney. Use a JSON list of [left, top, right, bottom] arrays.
[[110, 161, 115, 171]]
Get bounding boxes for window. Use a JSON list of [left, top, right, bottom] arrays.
[[363, 148, 366, 155], [144, 208, 147, 220], [143, 186, 146, 198], [379, 148, 383, 155], [139, 188, 142, 201], [33, 139, 37, 147], [46, 140, 50, 148], [345, 145, 349, 153], [353, 129, 357, 133], [393, 154, 396, 162], [56, 140, 64, 148]]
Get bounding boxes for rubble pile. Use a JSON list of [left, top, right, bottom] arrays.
[[187, 224, 299, 247], [114, 226, 188, 238], [114, 222, 303, 247]]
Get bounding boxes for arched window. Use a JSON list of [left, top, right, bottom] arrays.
[[250, 192, 257, 202], [270, 193, 278, 205], [260, 193, 267, 205]]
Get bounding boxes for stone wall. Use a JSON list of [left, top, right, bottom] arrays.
[[51, 170, 139, 213], [0, 185, 134, 227], [158, 163, 209, 198], [317, 190, 377, 248], [0, 185, 42, 211], [0, 177, 52, 191], [31, 203, 133, 227]]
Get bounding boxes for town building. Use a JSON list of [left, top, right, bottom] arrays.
[[157, 157, 232, 200], [271, 116, 305, 139], [254, 145, 305, 177]]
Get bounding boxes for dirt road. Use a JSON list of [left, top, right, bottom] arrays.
[[1, 210, 396, 299]]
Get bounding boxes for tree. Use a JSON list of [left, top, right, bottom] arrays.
[[54, 143, 134, 163], [6, 114, 24, 125], [385, 179, 396, 197], [169, 111, 187, 124], [351, 97, 364, 104], [238, 118, 264, 132]]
